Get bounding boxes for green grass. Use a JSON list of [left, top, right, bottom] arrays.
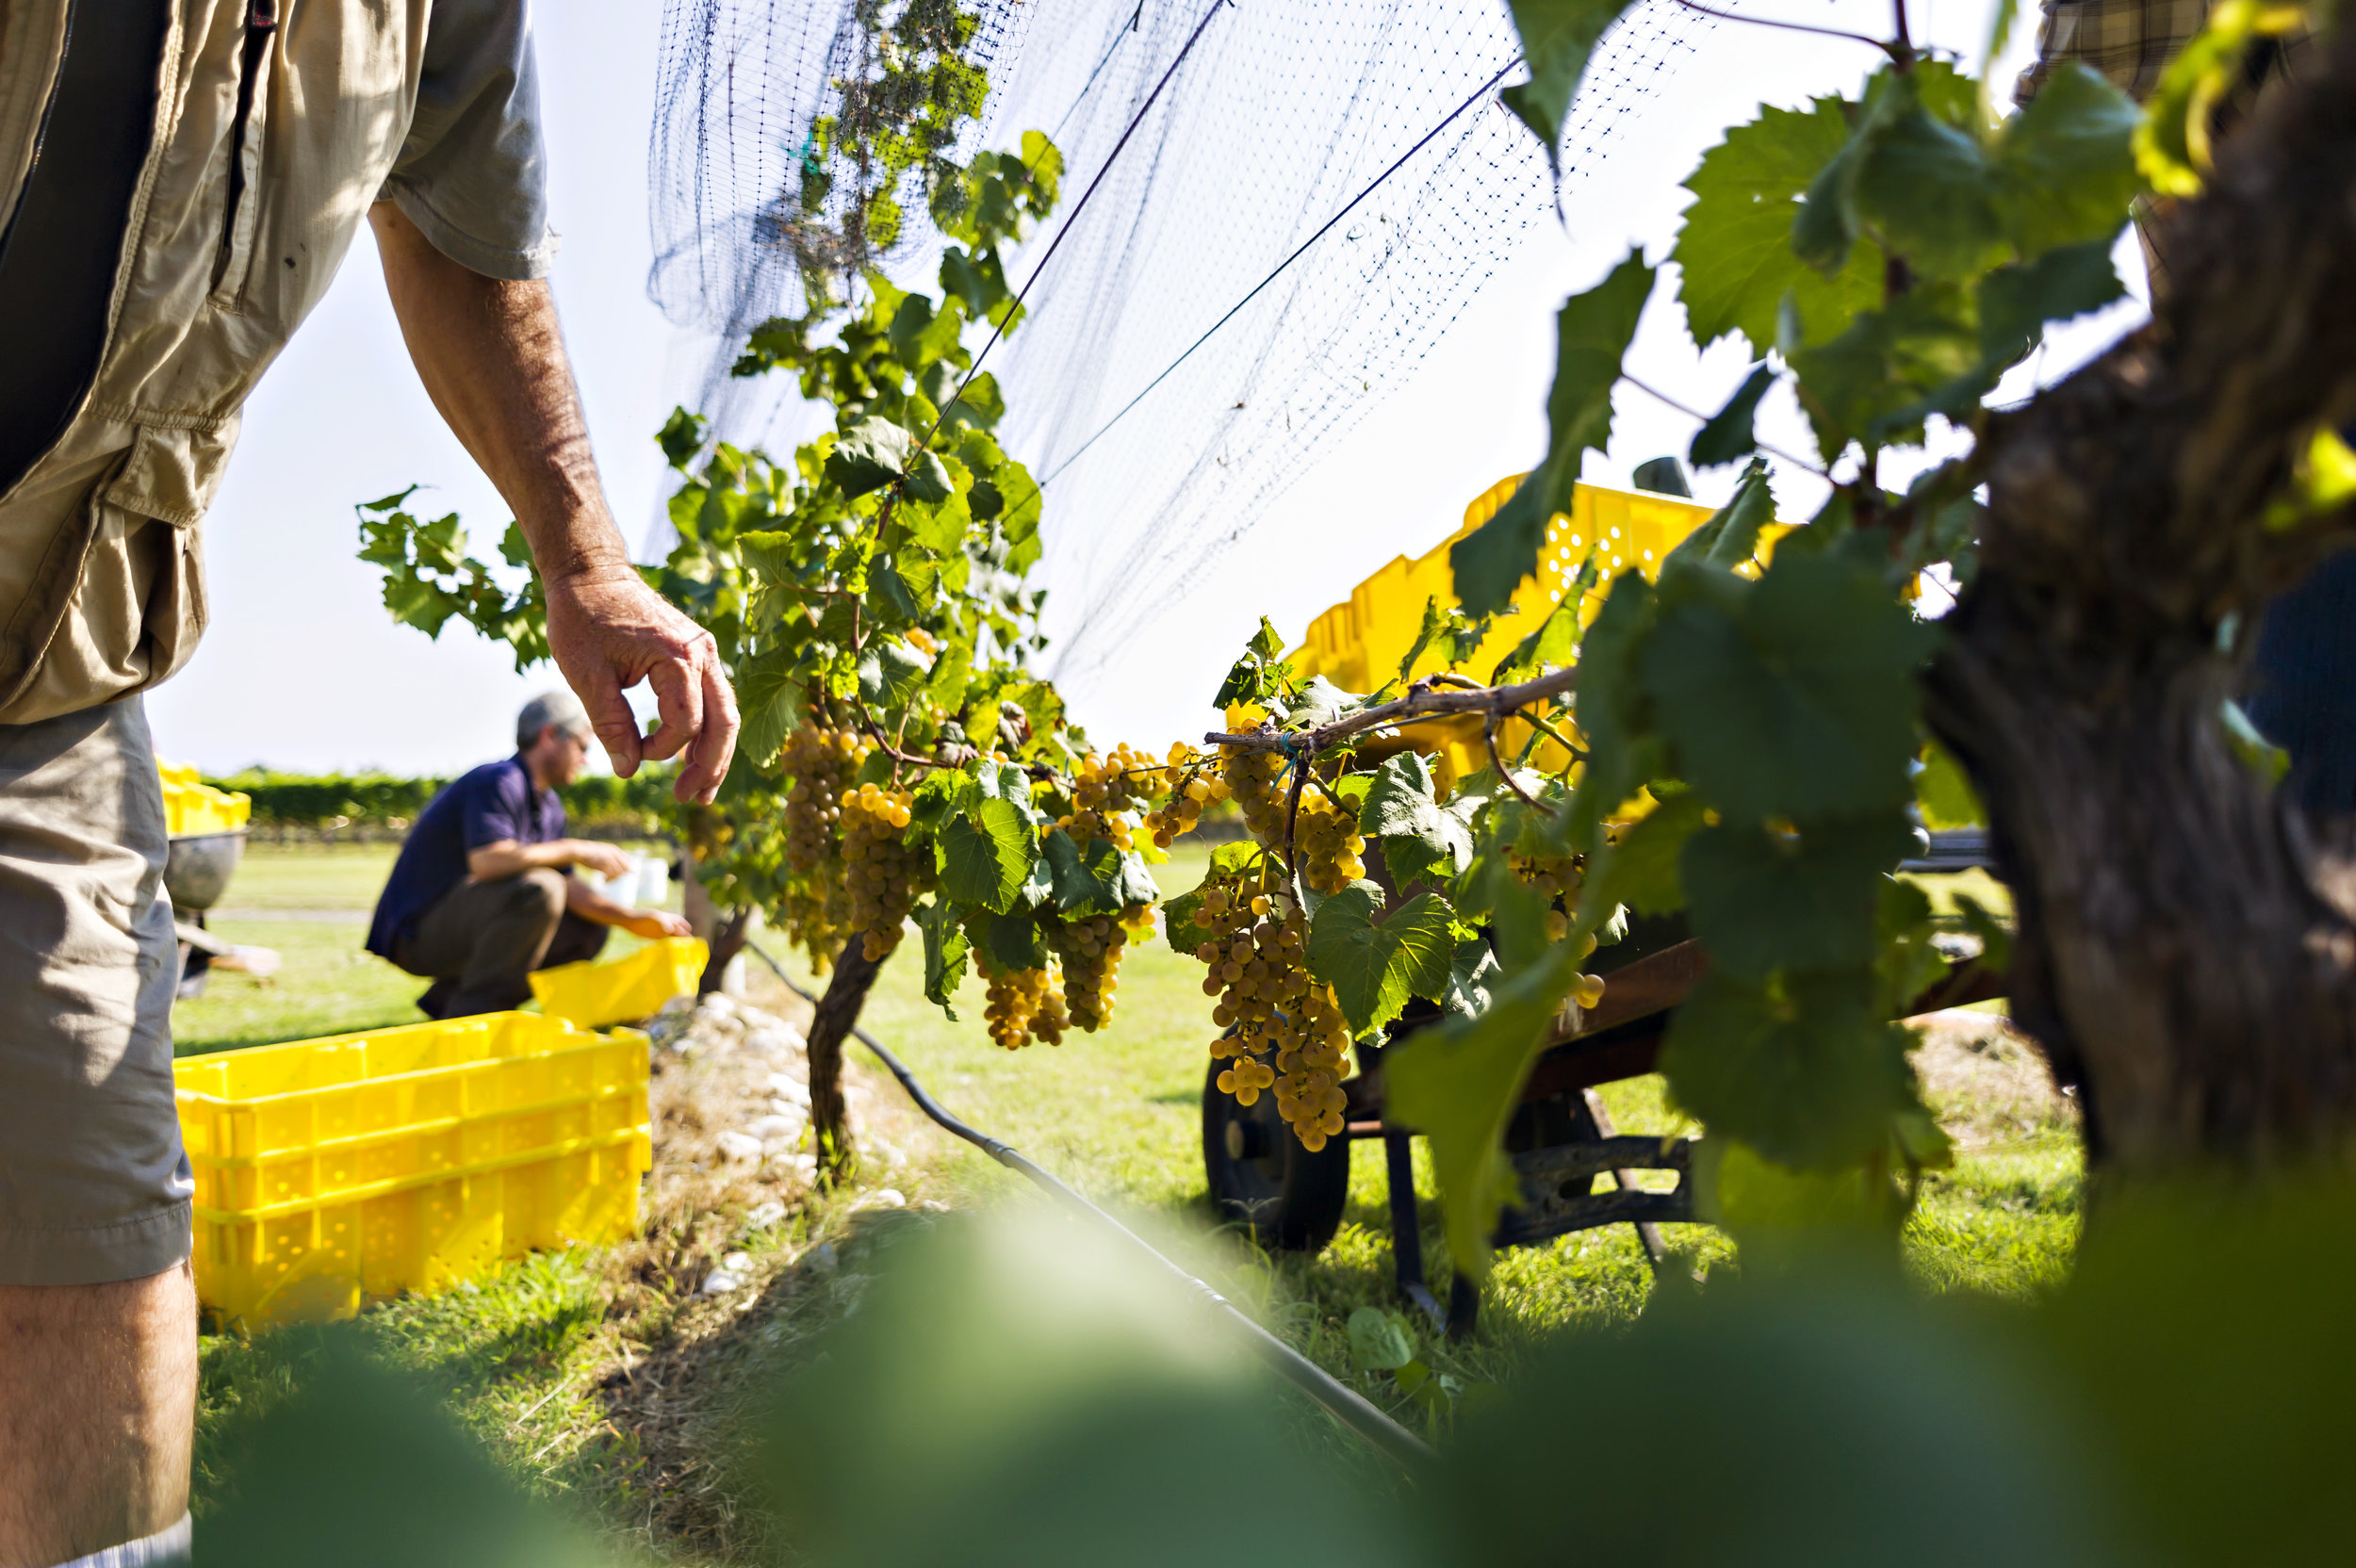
[[190, 843, 2083, 1563]]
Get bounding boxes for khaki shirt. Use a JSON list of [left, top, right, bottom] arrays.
[[0, 0, 551, 725]]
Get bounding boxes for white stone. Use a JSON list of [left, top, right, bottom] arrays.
[[858, 1187, 906, 1211], [745, 1200, 787, 1230], [714, 1130, 763, 1161], [765, 1073, 810, 1107], [701, 1268, 744, 1294], [722, 1250, 751, 1270], [748, 1113, 804, 1141]]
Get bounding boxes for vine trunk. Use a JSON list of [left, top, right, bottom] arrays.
[[1928, 33, 2356, 1177], [805, 938, 885, 1181]]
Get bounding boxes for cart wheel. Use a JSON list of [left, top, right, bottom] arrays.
[[1202, 1055, 1350, 1253]]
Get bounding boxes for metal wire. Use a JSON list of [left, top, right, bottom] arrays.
[[744, 940, 1437, 1469]]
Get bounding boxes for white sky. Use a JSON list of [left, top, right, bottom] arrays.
[[147, 0, 2115, 776]]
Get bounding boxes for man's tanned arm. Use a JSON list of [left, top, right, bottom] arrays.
[[368, 202, 739, 803]]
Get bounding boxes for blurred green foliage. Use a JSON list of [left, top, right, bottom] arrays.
[[205, 768, 679, 836]]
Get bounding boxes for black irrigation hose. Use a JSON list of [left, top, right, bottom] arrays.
[[1037, 49, 1528, 490], [744, 940, 1436, 1469]]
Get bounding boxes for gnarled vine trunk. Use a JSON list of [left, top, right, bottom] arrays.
[[804, 938, 884, 1181], [1926, 34, 2356, 1174]]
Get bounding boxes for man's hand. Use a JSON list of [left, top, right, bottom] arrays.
[[544, 566, 737, 803], [623, 909, 695, 942], [371, 201, 739, 804], [562, 839, 634, 881]]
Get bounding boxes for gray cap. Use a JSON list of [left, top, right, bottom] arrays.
[[517, 689, 593, 749]]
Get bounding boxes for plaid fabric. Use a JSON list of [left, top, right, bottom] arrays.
[[2015, 0, 2215, 103]]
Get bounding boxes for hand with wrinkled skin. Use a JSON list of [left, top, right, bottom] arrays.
[[370, 200, 740, 803], [546, 566, 738, 802]]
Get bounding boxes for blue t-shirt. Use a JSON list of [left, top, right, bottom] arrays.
[[365, 757, 567, 957]]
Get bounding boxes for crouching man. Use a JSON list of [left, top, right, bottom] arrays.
[[367, 693, 693, 1018]]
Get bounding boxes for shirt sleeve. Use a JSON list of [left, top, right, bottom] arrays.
[[457, 766, 531, 851], [380, 0, 560, 280]]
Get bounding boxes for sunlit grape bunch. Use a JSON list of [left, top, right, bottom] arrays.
[[782, 726, 866, 875], [983, 964, 1066, 1050], [841, 782, 931, 962], [1189, 872, 1355, 1150], [1142, 742, 1231, 849], [1059, 743, 1158, 850], [1220, 743, 1290, 841], [1047, 903, 1150, 1032], [1294, 788, 1366, 895]]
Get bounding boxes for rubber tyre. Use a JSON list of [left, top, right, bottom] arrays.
[[1202, 1055, 1350, 1253]]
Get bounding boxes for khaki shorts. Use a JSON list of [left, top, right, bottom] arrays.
[[0, 697, 190, 1285]]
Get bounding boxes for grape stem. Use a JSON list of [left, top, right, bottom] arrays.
[[1483, 713, 1551, 815], [1666, 0, 1910, 63], [1204, 664, 1580, 758]]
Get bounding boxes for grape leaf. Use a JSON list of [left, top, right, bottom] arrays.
[[1679, 814, 1917, 979], [1160, 841, 1267, 956], [1043, 831, 1159, 915], [1307, 884, 1460, 1036], [974, 907, 1048, 972], [1499, 0, 1642, 169], [1785, 282, 1983, 455], [908, 766, 981, 841], [826, 417, 912, 498], [1689, 365, 1777, 468], [1659, 967, 1922, 1171], [1993, 63, 2143, 257], [1441, 937, 1500, 1020], [936, 795, 1033, 913], [1568, 573, 1664, 851], [1676, 97, 1887, 355], [1643, 548, 1936, 826], [1385, 941, 1580, 1275], [1847, 73, 2004, 282], [737, 648, 806, 768], [1451, 251, 1654, 616], [1916, 738, 1985, 829], [916, 899, 971, 1016], [857, 638, 931, 719], [1360, 752, 1475, 885], [1489, 596, 1581, 687], [1662, 459, 1775, 572], [1976, 238, 2124, 369]]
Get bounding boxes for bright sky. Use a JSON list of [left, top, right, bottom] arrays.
[[146, 0, 2109, 777]]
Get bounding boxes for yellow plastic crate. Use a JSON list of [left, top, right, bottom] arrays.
[[174, 1012, 650, 1327], [529, 936, 709, 1027], [1288, 477, 1790, 778], [157, 759, 251, 837]]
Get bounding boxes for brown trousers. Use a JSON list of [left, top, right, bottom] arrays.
[[391, 867, 608, 1019]]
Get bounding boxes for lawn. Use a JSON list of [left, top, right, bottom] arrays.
[[188, 844, 2082, 1563]]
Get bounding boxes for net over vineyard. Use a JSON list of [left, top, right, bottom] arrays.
[[647, 0, 1723, 682]]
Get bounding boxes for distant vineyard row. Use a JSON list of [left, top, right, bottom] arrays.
[[207, 769, 679, 838]]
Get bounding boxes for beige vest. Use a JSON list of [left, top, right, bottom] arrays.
[[0, 0, 431, 724]]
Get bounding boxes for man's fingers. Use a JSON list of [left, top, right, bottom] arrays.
[[678, 651, 740, 804], [579, 669, 643, 779], [638, 646, 705, 766]]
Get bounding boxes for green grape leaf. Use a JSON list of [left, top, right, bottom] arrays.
[[1847, 74, 2004, 281], [1875, 874, 1951, 1025], [1786, 282, 1984, 456], [826, 417, 912, 498], [1396, 595, 1452, 684], [1307, 884, 1460, 1036], [1386, 942, 1580, 1275], [1160, 841, 1266, 956], [1489, 596, 1581, 687], [1440, 937, 1501, 1020], [1451, 251, 1654, 615], [904, 449, 955, 505], [975, 907, 1048, 972], [1977, 237, 2125, 369], [1041, 831, 1159, 916], [935, 795, 1033, 913], [736, 648, 806, 768], [1680, 814, 1917, 980], [907, 767, 979, 841], [1659, 966, 1922, 1170], [1598, 788, 1706, 915], [916, 899, 971, 1016], [1916, 738, 1985, 829], [1689, 365, 1777, 468], [1568, 572, 1664, 851], [1360, 752, 1475, 886], [1676, 97, 1887, 354], [658, 407, 709, 467], [1662, 459, 1775, 572], [1643, 547, 1936, 825], [856, 638, 932, 721], [1498, 0, 1641, 168], [1347, 1305, 1418, 1373], [1993, 63, 2143, 256]]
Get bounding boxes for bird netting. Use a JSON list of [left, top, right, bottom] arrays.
[[647, 0, 1724, 687]]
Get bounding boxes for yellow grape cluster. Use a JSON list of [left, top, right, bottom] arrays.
[[1048, 905, 1149, 1032], [841, 783, 933, 961], [1193, 878, 1355, 1152], [1141, 742, 1231, 849], [1059, 743, 1157, 850], [983, 965, 1068, 1050], [1220, 744, 1291, 841], [1294, 789, 1367, 895], [1506, 850, 1608, 1010], [782, 727, 865, 874]]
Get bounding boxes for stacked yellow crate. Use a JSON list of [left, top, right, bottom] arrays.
[[174, 1012, 651, 1327]]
